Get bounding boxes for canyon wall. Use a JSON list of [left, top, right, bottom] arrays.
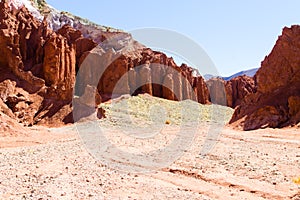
[[230, 25, 300, 130], [0, 1, 214, 126]]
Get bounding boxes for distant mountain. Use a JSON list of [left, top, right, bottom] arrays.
[[203, 74, 217, 80], [204, 68, 259, 81], [222, 68, 259, 81]]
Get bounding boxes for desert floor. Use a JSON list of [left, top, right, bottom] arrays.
[[0, 95, 300, 199]]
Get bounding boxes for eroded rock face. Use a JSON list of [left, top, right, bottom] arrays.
[[0, 3, 45, 90], [206, 78, 227, 106], [256, 26, 300, 94], [230, 25, 300, 130], [73, 85, 105, 122], [195, 76, 210, 104], [226, 75, 256, 108], [288, 96, 300, 124], [43, 31, 76, 101], [205, 76, 255, 108], [242, 106, 288, 130], [79, 46, 210, 104], [0, 79, 43, 126], [0, 0, 214, 127], [0, 1, 99, 126]]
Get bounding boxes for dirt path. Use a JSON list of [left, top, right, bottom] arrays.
[[0, 123, 299, 199]]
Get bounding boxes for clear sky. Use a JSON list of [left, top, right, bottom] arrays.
[[46, 0, 300, 76]]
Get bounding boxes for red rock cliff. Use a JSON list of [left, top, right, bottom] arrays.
[[0, 1, 97, 126], [230, 25, 300, 130], [0, 1, 212, 126], [92, 48, 210, 103], [206, 76, 256, 108]]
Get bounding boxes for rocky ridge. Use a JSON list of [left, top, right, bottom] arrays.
[[230, 25, 300, 130], [0, 0, 215, 128]]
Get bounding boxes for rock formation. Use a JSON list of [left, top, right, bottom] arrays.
[[206, 78, 228, 106], [206, 76, 255, 108], [230, 25, 300, 130], [0, 1, 99, 126], [0, 0, 212, 127], [226, 75, 256, 108], [6, 0, 296, 131], [78, 45, 210, 104]]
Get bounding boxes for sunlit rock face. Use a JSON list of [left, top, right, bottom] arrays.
[[0, 0, 213, 127], [230, 25, 300, 130]]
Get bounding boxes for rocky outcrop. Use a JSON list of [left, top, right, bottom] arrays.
[[226, 75, 256, 108], [230, 25, 300, 130], [0, 0, 223, 128], [76, 40, 210, 103], [288, 96, 300, 125], [89, 48, 209, 104], [206, 78, 227, 106], [0, 79, 43, 126], [43, 29, 76, 101], [195, 76, 210, 104], [206, 76, 255, 108], [0, 1, 99, 126], [256, 27, 300, 94], [0, 3, 45, 91]]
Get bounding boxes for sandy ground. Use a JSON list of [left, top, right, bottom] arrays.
[[0, 124, 299, 199], [0, 95, 299, 199]]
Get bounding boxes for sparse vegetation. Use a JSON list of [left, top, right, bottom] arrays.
[[293, 177, 300, 185], [31, 0, 47, 11], [165, 119, 171, 124], [99, 94, 234, 128]]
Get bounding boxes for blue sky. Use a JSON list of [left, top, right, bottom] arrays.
[[47, 0, 300, 76]]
